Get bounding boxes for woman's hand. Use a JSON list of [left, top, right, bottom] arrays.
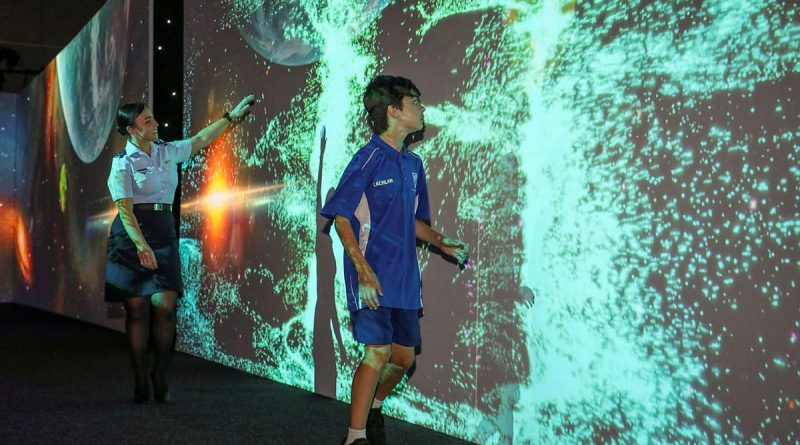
[[137, 244, 158, 270], [229, 94, 256, 122], [440, 237, 469, 265], [357, 262, 383, 310]]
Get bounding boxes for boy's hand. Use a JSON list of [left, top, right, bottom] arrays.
[[357, 263, 383, 310], [440, 237, 468, 265]]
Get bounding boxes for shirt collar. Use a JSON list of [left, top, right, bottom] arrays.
[[124, 139, 155, 158], [370, 134, 407, 157]]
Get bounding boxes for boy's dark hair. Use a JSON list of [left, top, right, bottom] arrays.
[[363, 75, 420, 134], [116, 102, 146, 137]]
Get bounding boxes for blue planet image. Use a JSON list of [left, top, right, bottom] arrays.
[[57, 0, 130, 163], [235, 0, 390, 66]]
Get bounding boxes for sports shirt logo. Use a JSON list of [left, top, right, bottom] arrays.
[[373, 178, 394, 187]]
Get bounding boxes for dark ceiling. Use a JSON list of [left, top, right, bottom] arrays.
[[0, 0, 107, 93]]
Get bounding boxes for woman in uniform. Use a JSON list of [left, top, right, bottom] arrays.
[[105, 95, 254, 402]]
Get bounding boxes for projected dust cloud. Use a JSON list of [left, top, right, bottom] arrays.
[[181, 1, 799, 443]]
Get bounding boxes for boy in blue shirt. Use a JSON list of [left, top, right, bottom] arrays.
[[321, 75, 468, 445]]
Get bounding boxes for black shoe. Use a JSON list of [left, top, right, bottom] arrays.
[[133, 378, 149, 403], [154, 388, 171, 403], [340, 439, 370, 445], [366, 408, 386, 445], [151, 371, 170, 403]]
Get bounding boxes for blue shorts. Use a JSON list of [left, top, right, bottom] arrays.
[[350, 307, 421, 347]]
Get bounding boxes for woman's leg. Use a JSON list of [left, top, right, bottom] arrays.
[[123, 296, 151, 402], [150, 291, 177, 401]]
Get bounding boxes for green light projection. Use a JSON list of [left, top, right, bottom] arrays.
[[181, 0, 799, 443]]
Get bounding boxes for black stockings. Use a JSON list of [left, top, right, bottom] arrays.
[[123, 292, 177, 402], [150, 293, 176, 400], [124, 297, 150, 401]]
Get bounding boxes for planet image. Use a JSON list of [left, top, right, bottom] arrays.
[[57, 0, 130, 163], [234, 0, 390, 66]]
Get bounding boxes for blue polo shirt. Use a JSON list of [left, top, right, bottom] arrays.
[[321, 134, 431, 311]]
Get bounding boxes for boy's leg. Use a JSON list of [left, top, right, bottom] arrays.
[[350, 345, 391, 428], [346, 307, 393, 444], [366, 309, 420, 445], [374, 308, 420, 400], [374, 343, 415, 401], [367, 344, 415, 445]]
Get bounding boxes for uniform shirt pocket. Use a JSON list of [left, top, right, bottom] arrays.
[[132, 167, 151, 184], [131, 166, 160, 197]]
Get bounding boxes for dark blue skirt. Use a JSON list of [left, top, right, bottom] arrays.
[[105, 208, 183, 302]]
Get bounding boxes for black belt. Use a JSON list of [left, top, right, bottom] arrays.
[[133, 203, 173, 211]]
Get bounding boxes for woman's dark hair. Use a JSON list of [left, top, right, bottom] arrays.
[[116, 102, 146, 137], [363, 75, 420, 134]]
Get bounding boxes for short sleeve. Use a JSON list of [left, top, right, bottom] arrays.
[[107, 156, 133, 202], [162, 139, 192, 164], [320, 148, 380, 220], [415, 160, 430, 222]]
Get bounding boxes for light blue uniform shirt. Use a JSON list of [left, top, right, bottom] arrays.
[[107, 139, 192, 204], [321, 135, 431, 311]]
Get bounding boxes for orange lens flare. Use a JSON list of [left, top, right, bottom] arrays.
[[178, 132, 285, 271], [201, 137, 235, 270], [10, 209, 33, 287], [0, 204, 33, 287]]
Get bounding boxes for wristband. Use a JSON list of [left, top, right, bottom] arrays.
[[223, 112, 236, 123]]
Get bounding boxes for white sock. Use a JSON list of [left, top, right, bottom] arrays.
[[371, 398, 384, 409], [346, 427, 366, 444]]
